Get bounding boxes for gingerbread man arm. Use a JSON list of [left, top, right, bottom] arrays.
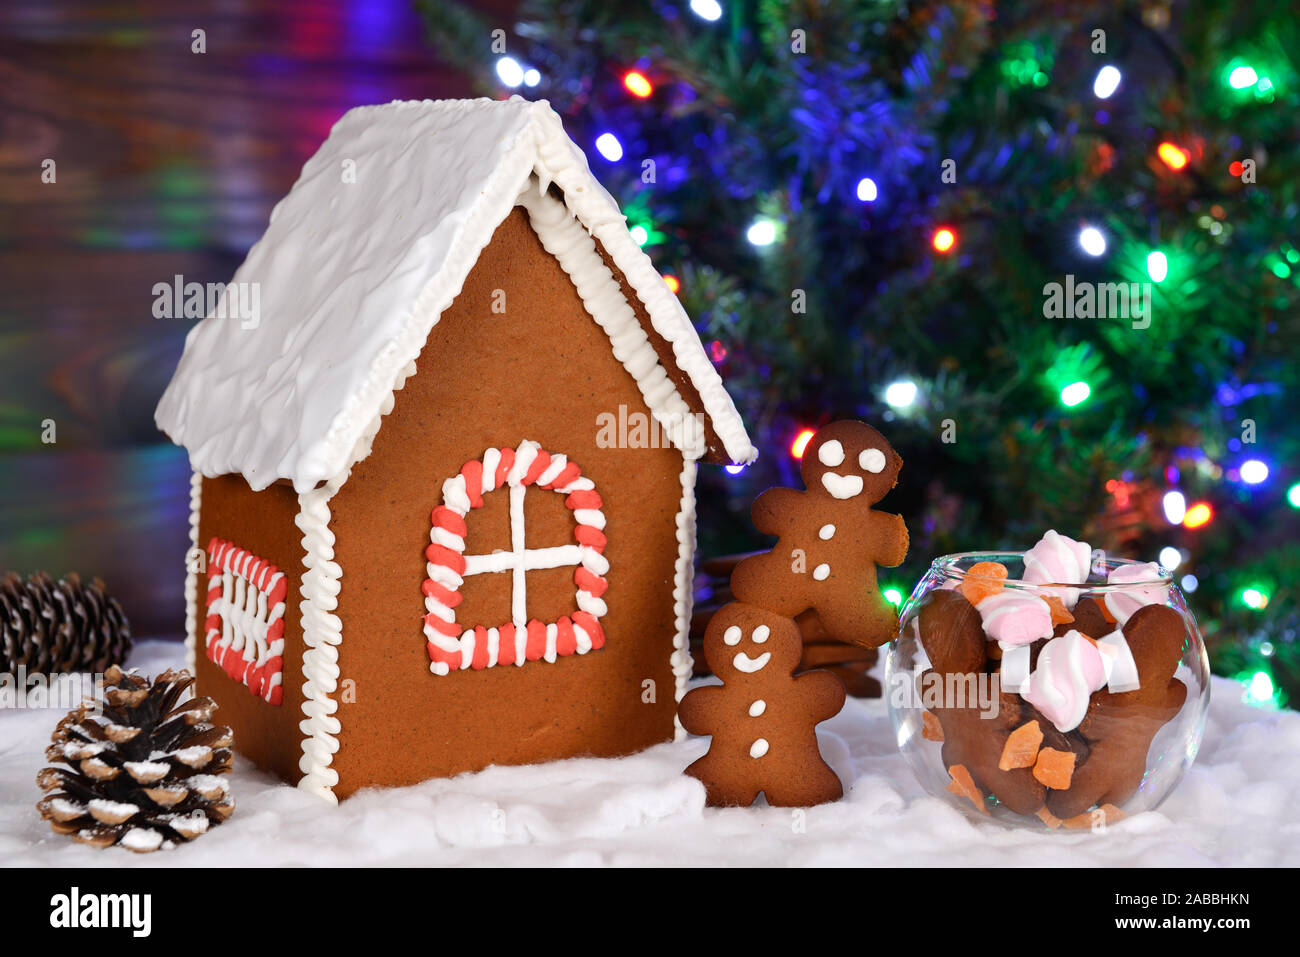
[[749, 487, 804, 537], [677, 684, 727, 737], [793, 670, 847, 724], [870, 511, 910, 567]]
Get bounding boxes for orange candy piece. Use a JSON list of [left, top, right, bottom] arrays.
[[998, 720, 1044, 770], [946, 764, 988, 814], [960, 561, 1008, 606], [1032, 747, 1077, 789], [1044, 595, 1074, 625], [1062, 804, 1126, 830], [921, 710, 944, 742], [1036, 806, 1063, 829]]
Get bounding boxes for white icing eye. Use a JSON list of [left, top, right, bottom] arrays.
[[819, 524, 835, 539], [859, 448, 886, 473], [723, 626, 742, 646], [752, 625, 770, 644], [818, 439, 845, 467]]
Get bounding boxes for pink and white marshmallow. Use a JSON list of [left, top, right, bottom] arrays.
[[979, 590, 1055, 694], [1022, 530, 1093, 608], [1103, 561, 1170, 625], [1022, 630, 1109, 732], [976, 589, 1055, 647]]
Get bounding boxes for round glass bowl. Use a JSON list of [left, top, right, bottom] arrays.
[[885, 552, 1210, 829]]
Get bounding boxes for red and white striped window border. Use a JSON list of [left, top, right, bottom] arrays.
[[205, 537, 286, 705], [422, 439, 609, 675]]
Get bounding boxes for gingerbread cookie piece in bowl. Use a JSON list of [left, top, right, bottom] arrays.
[[885, 533, 1210, 829]]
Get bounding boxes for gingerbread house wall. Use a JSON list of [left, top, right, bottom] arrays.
[[323, 207, 690, 796], [193, 474, 308, 785]]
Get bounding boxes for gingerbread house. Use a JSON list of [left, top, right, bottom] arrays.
[[155, 98, 756, 802]]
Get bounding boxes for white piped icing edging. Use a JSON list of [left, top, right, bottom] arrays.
[[155, 97, 755, 492], [184, 471, 202, 675], [294, 362, 415, 802], [295, 478, 344, 803], [519, 180, 704, 457], [672, 456, 698, 740]]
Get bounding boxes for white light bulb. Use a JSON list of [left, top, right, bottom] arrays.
[[690, 0, 723, 21], [746, 219, 777, 246], [496, 56, 524, 88], [884, 380, 918, 409], [1180, 573, 1198, 593], [856, 177, 878, 202], [1162, 490, 1186, 525], [1093, 65, 1122, 99], [1079, 226, 1107, 256], [523, 68, 541, 87], [594, 133, 624, 162], [1158, 546, 1181, 570], [1240, 459, 1269, 484]]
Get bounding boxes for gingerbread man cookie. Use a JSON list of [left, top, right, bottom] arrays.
[[678, 603, 846, 807], [731, 421, 909, 649]]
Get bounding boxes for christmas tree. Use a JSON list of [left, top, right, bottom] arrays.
[[419, 0, 1299, 705]]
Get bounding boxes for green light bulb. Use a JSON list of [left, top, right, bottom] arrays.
[[1060, 381, 1091, 407], [1146, 250, 1169, 282]]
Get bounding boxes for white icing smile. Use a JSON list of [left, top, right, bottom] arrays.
[[732, 651, 771, 674], [821, 472, 864, 499]]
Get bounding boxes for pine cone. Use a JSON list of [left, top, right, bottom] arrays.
[[36, 666, 234, 852], [0, 572, 131, 675]]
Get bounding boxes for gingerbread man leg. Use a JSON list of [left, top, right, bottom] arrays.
[[730, 552, 811, 619], [684, 752, 762, 808], [759, 741, 844, 807], [815, 586, 899, 649]]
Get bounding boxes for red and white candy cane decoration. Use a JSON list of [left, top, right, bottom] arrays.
[[423, 440, 609, 676], [205, 537, 286, 705]]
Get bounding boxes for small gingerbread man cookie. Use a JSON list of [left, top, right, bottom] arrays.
[[678, 602, 846, 807], [731, 421, 909, 649]]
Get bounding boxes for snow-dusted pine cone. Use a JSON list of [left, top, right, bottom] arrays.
[[0, 572, 131, 675], [36, 666, 234, 852]]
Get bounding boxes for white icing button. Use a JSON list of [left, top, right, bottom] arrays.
[[749, 738, 770, 758], [723, 626, 742, 646], [749, 699, 766, 717], [819, 524, 835, 540], [817, 439, 845, 467], [752, 625, 770, 644], [813, 563, 830, 581], [860, 448, 886, 473]]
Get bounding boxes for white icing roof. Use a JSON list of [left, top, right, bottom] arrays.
[[155, 97, 757, 492]]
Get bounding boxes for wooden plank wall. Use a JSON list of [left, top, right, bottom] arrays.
[[0, 0, 509, 636]]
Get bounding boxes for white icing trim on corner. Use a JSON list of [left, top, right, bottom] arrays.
[[183, 471, 202, 675], [295, 362, 417, 802], [672, 455, 699, 740], [295, 480, 343, 803], [519, 181, 706, 459]]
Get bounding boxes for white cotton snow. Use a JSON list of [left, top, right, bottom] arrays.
[[2, 639, 1297, 865]]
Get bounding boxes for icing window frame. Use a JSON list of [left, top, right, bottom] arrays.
[[204, 537, 287, 705], [422, 439, 609, 675]]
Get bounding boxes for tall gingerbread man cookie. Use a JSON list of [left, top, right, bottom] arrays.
[[731, 421, 909, 649], [679, 603, 846, 807]]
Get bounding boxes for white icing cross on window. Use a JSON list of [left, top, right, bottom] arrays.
[[461, 480, 585, 627]]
